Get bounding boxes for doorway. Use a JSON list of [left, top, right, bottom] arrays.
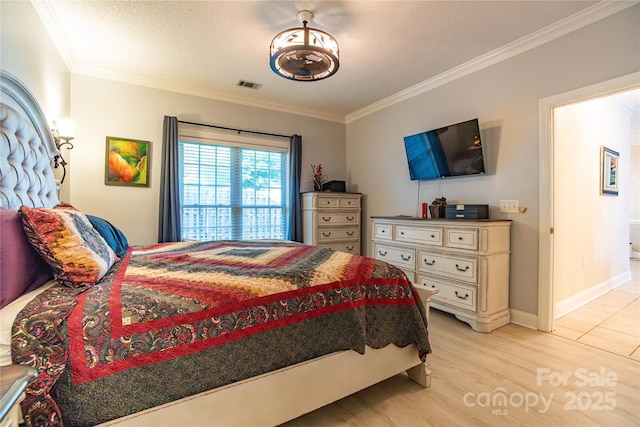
[[537, 72, 640, 332]]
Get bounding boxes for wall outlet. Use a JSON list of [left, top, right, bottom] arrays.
[[500, 200, 520, 213]]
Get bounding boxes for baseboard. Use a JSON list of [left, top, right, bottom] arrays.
[[554, 271, 632, 319], [509, 309, 538, 330]]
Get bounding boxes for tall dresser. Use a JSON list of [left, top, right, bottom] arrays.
[[301, 192, 362, 255], [371, 216, 511, 332]]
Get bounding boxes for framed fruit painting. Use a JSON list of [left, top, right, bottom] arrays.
[[105, 136, 150, 187]]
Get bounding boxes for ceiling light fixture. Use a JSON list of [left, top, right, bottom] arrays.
[[270, 10, 339, 81]]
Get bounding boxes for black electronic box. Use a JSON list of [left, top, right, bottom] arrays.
[[322, 180, 346, 192], [445, 204, 489, 219]]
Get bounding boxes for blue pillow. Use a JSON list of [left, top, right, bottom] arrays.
[[86, 214, 129, 258]]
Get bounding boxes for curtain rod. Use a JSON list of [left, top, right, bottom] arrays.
[[177, 120, 292, 139]]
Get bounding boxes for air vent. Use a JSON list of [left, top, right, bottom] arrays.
[[237, 80, 262, 90]]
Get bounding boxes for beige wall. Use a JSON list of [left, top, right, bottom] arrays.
[[69, 75, 347, 245], [554, 96, 633, 304], [0, 0, 71, 199], [346, 5, 640, 317]]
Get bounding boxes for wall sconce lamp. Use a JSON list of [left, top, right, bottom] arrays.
[[52, 119, 74, 184]]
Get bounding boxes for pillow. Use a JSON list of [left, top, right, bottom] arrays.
[[0, 208, 53, 308], [86, 214, 129, 258], [18, 203, 118, 288]]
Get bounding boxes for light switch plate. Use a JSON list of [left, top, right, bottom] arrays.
[[500, 200, 519, 213]]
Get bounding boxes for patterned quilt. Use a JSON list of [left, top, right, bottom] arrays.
[[12, 240, 430, 427]]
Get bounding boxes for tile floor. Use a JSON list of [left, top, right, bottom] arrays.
[[553, 258, 640, 360]]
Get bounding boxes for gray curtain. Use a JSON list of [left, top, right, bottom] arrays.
[[158, 116, 181, 242], [288, 134, 302, 242]]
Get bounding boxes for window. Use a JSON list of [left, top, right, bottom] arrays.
[[179, 130, 289, 241]]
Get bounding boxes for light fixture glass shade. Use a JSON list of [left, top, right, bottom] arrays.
[[270, 15, 339, 81], [56, 118, 75, 140]]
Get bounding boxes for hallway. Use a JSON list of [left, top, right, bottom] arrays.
[[553, 259, 640, 360]]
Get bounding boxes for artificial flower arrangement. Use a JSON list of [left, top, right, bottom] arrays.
[[311, 164, 327, 191]]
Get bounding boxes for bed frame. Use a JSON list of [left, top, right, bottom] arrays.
[[0, 69, 436, 426]]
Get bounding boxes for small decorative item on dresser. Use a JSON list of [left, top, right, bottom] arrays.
[[311, 164, 327, 191], [429, 197, 447, 219]]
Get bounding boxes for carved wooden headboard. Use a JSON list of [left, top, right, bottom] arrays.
[[0, 70, 60, 209]]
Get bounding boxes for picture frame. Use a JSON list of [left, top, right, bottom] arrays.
[[105, 136, 150, 187], [599, 146, 619, 196]]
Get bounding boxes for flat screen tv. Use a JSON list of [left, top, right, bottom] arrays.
[[403, 118, 486, 181]]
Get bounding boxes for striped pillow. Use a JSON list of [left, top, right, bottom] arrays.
[[19, 203, 118, 288]]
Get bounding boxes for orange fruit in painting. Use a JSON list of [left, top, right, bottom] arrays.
[[108, 150, 136, 182]]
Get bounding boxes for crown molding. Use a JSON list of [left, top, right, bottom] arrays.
[[32, 0, 634, 125], [345, 1, 637, 123], [71, 63, 346, 123], [31, 0, 77, 70]]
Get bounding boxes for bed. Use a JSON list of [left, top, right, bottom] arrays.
[[0, 69, 435, 427]]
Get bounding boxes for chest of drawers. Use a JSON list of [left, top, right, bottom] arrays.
[[372, 216, 511, 332], [302, 192, 362, 255]]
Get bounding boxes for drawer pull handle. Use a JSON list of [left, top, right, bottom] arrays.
[[458, 236, 464, 241], [400, 254, 411, 261], [455, 264, 470, 272], [455, 291, 469, 300], [430, 284, 436, 288], [347, 246, 354, 250], [430, 234, 435, 238], [347, 216, 355, 221], [322, 232, 332, 237], [347, 231, 355, 236], [381, 229, 386, 233], [424, 259, 435, 266], [378, 250, 388, 257], [322, 216, 331, 221]]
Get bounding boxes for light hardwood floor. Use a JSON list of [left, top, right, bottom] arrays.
[[282, 263, 640, 427]]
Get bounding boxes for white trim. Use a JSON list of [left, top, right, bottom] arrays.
[[554, 271, 633, 319], [73, 64, 346, 124], [33, 0, 634, 124], [31, 0, 77, 71], [537, 72, 640, 332], [345, 1, 635, 123], [509, 309, 538, 331]]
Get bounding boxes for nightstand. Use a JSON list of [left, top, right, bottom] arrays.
[[0, 365, 37, 427]]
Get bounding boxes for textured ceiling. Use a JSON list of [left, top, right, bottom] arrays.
[[33, 0, 631, 122]]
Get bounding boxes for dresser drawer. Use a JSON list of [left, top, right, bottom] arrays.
[[338, 197, 360, 208], [419, 251, 477, 284], [318, 227, 359, 242], [373, 244, 416, 270], [374, 223, 392, 240], [421, 278, 477, 312], [395, 225, 443, 246], [316, 197, 339, 208], [319, 242, 359, 254], [445, 228, 478, 250], [318, 212, 360, 226]]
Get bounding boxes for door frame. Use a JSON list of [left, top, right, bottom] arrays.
[[537, 71, 640, 332]]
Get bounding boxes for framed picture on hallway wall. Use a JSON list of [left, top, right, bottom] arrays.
[[105, 136, 150, 187], [600, 146, 619, 196]]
